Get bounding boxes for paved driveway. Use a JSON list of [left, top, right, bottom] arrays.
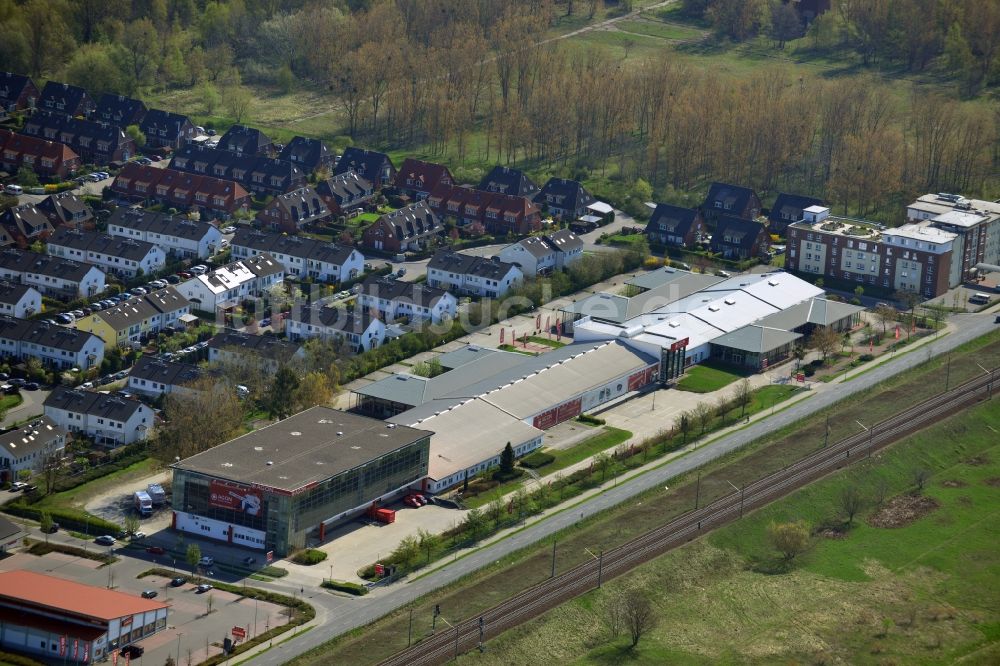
[[0, 388, 49, 428]]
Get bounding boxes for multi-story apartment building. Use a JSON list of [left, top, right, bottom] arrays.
[[905, 193, 1000, 283]]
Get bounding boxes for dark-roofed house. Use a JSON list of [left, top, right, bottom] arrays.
[[356, 275, 457, 324], [361, 202, 441, 254], [22, 112, 135, 164], [127, 356, 203, 398], [34, 192, 93, 230], [645, 203, 704, 248], [0, 203, 53, 246], [230, 228, 363, 283], [37, 81, 94, 118], [110, 163, 250, 218], [44, 387, 151, 446], [207, 331, 303, 373], [280, 136, 335, 173], [0, 128, 81, 180], [315, 171, 374, 217], [427, 185, 541, 236], [701, 181, 762, 225], [0, 281, 40, 318], [0, 416, 65, 484], [217, 124, 273, 156], [107, 208, 222, 259], [534, 178, 596, 219], [478, 166, 539, 198], [255, 185, 331, 233], [94, 93, 147, 127], [393, 158, 454, 199], [0, 316, 104, 369], [139, 108, 196, 149], [0, 72, 38, 114], [287, 304, 385, 352], [0, 247, 106, 299], [497, 228, 584, 275], [710, 215, 770, 260], [426, 251, 523, 298], [767, 192, 824, 234], [169, 144, 306, 197], [76, 287, 190, 348], [335, 147, 396, 186], [47, 227, 165, 278]]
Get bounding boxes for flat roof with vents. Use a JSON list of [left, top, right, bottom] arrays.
[[171, 405, 431, 493]]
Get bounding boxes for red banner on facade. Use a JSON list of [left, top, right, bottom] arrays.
[[628, 366, 658, 392], [59, 636, 66, 656], [209, 480, 263, 516]]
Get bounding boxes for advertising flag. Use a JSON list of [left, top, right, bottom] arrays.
[[894, 324, 900, 340], [536, 313, 541, 329], [869, 336, 873, 352], [73, 639, 79, 660], [59, 637, 66, 657], [499, 327, 505, 344]]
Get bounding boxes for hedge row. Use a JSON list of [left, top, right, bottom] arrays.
[[321, 579, 369, 596], [576, 414, 606, 426], [27, 540, 116, 564], [3, 503, 122, 536], [291, 548, 327, 565], [519, 451, 556, 469]]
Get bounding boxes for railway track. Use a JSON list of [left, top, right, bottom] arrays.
[[380, 368, 998, 665]]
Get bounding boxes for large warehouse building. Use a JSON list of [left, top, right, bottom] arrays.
[[170, 406, 431, 556], [0, 570, 169, 663]]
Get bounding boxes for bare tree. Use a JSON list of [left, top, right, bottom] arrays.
[[734, 378, 752, 417], [676, 412, 692, 444], [694, 402, 714, 434], [715, 395, 732, 426], [873, 304, 897, 337], [912, 468, 931, 494], [810, 326, 841, 363], [621, 587, 658, 648], [225, 84, 254, 124], [838, 485, 865, 526]]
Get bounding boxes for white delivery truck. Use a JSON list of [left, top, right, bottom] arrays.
[[133, 490, 153, 517], [146, 483, 166, 506]]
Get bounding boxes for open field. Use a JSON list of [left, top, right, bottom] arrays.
[[676, 363, 747, 393], [457, 400, 1000, 665], [287, 334, 1000, 666]]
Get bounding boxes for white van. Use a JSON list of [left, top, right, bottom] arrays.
[[4, 184, 22, 196], [969, 292, 990, 305]]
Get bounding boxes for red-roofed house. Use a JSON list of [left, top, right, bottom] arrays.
[[427, 185, 541, 236], [393, 158, 454, 200], [0, 128, 81, 180], [111, 163, 249, 219], [0, 569, 169, 662]]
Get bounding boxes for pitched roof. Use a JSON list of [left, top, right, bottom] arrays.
[[0, 72, 36, 108], [358, 275, 451, 307], [0, 416, 65, 459], [704, 181, 759, 217], [279, 136, 334, 170], [129, 355, 202, 386], [189, 253, 283, 296], [511, 236, 554, 259], [143, 286, 189, 314], [267, 185, 329, 220], [139, 108, 193, 138], [37, 81, 92, 115], [217, 124, 272, 155], [535, 178, 595, 212], [107, 207, 219, 242], [23, 111, 132, 152], [35, 191, 93, 225], [710, 325, 802, 354], [0, 570, 167, 622], [428, 251, 519, 280], [478, 166, 539, 197], [545, 228, 583, 252], [208, 331, 301, 363], [394, 158, 452, 192], [334, 147, 394, 179], [768, 192, 824, 225], [48, 228, 159, 262], [375, 202, 441, 240], [0, 280, 35, 305], [94, 93, 147, 125], [89, 296, 158, 331], [0, 247, 101, 282], [712, 215, 767, 251], [232, 229, 355, 265], [44, 387, 146, 421], [647, 203, 700, 234], [315, 171, 373, 203], [294, 304, 378, 334], [1, 203, 52, 238], [0, 128, 80, 167], [0, 316, 99, 351]]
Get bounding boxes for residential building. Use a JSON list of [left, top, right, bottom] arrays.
[[142, 285, 192, 331], [94, 93, 147, 127], [0, 570, 169, 662], [334, 147, 396, 186], [478, 166, 539, 198], [279, 136, 335, 173], [169, 144, 306, 197], [427, 185, 541, 236], [701, 181, 762, 225], [0, 281, 41, 318], [315, 171, 374, 216], [110, 163, 250, 218], [393, 158, 454, 199], [0, 72, 38, 114], [361, 202, 441, 254], [534, 178, 597, 220], [767, 192, 824, 235], [255, 185, 331, 233], [34, 192, 93, 230], [139, 108, 195, 150], [0, 316, 103, 369], [37, 81, 94, 118], [905, 192, 1000, 283], [785, 206, 956, 298], [106, 208, 222, 259], [0, 417, 66, 482], [0, 128, 81, 180], [207, 331, 303, 373], [710, 215, 771, 260], [645, 203, 705, 248], [178, 253, 284, 312], [76, 288, 190, 348], [426, 251, 523, 298], [230, 229, 362, 283], [286, 304, 385, 352], [0, 247, 106, 299], [497, 228, 584, 275], [216, 124, 273, 156], [22, 112, 136, 164], [127, 356, 202, 398], [356, 276, 457, 324], [0, 203, 52, 246], [43, 387, 151, 446], [47, 228, 165, 278]]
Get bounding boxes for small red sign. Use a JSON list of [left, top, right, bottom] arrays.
[[670, 337, 689, 351], [266, 550, 274, 564], [796, 373, 805, 383], [375, 563, 385, 576], [232, 626, 247, 639]]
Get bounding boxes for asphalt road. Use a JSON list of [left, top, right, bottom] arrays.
[[247, 312, 999, 666]]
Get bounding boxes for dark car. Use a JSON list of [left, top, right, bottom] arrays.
[[140, 589, 158, 599], [9, 378, 26, 388], [23, 382, 39, 391], [169, 577, 186, 587], [995, 314, 1000, 324], [166, 274, 181, 284], [146, 546, 166, 555], [120, 645, 144, 658]]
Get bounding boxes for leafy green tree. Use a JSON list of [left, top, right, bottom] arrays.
[[185, 544, 201, 573], [767, 520, 810, 562], [266, 366, 300, 419], [64, 43, 124, 95], [416, 528, 440, 563], [16, 167, 39, 187], [499, 442, 515, 477], [126, 124, 146, 147]]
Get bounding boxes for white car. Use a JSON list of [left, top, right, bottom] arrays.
[[198, 556, 214, 567], [4, 184, 23, 196], [220, 226, 236, 234]]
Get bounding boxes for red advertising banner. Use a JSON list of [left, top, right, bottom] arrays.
[[628, 366, 658, 392], [83, 642, 89, 662], [532, 408, 559, 430], [59, 636, 66, 656], [535, 314, 541, 329], [125, 653, 130, 666], [266, 550, 274, 564], [499, 327, 505, 344], [555, 398, 582, 423], [210, 480, 263, 516], [112, 650, 118, 665], [232, 626, 247, 639], [670, 337, 690, 351]]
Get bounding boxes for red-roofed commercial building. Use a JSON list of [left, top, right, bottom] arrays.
[[0, 570, 169, 662]]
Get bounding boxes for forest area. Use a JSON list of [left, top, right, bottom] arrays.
[[1, 0, 999, 222]]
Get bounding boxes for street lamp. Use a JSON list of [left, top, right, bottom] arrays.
[[725, 480, 744, 518], [855, 419, 874, 458]]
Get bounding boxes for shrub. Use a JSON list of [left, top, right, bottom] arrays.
[[520, 451, 555, 469], [291, 548, 328, 565], [803, 366, 816, 377], [259, 565, 288, 577], [860, 353, 875, 362], [321, 579, 369, 596], [576, 414, 606, 426], [3, 503, 122, 536]]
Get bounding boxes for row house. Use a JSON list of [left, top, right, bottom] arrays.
[[107, 208, 222, 259], [428, 185, 542, 236], [231, 228, 363, 283], [43, 387, 151, 447], [356, 276, 457, 324], [76, 287, 190, 349], [701, 181, 762, 226], [127, 356, 203, 399], [35, 192, 93, 230], [710, 216, 771, 260], [255, 185, 331, 233], [0, 129, 81, 180], [37, 81, 94, 118], [644, 204, 705, 249], [0, 72, 39, 114], [0, 282, 41, 318], [496, 228, 584, 275], [478, 166, 539, 198], [0, 317, 103, 370], [47, 228, 165, 278], [207, 331, 304, 374], [94, 93, 147, 127], [393, 158, 454, 200], [335, 147, 396, 186], [0, 417, 66, 484], [315, 171, 374, 217], [767, 192, 824, 235], [22, 112, 135, 164], [110, 163, 250, 218], [279, 136, 335, 174], [139, 109, 196, 150], [178, 253, 284, 312], [0, 248, 106, 299], [786, 206, 956, 298], [360, 202, 441, 254], [0, 204, 52, 247], [426, 251, 523, 298], [169, 144, 306, 197], [286, 304, 385, 352], [217, 124, 273, 157], [534, 178, 596, 220]]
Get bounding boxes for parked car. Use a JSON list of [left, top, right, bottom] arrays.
[[169, 577, 186, 587], [120, 645, 144, 658], [136, 157, 152, 166], [259, 318, 271, 327], [81, 381, 94, 389], [23, 382, 39, 391], [95, 535, 116, 546], [206, 128, 217, 136], [397, 267, 406, 277], [140, 589, 158, 599], [56, 314, 74, 325], [9, 481, 27, 492], [190, 265, 208, 275], [220, 226, 236, 234], [198, 556, 214, 567], [166, 274, 181, 284], [195, 584, 213, 593], [8, 378, 25, 388], [714, 270, 732, 278], [5, 184, 23, 195], [130, 287, 148, 296], [403, 495, 422, 508]]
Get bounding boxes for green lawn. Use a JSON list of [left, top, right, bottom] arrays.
[[0, 392, 22, 412], [544, 426, 633, 476], [676, 363, 748, 393], [354, 212, 380, 223], [615, 18, 705, 41], [32, 458, 159, 510], [527, 336, 566, 349]]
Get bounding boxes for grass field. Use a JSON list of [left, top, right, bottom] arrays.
[[459, 400, 1000, 665], [544, 426, 633, 475], [527, 336, 566, 349], [676, 363, 748, 393], [31, 458, 160, 511]]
